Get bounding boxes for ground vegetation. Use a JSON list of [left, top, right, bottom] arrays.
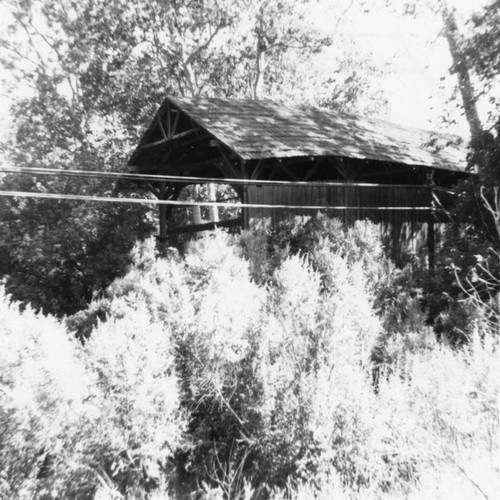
[[1, 221, 498, 499]]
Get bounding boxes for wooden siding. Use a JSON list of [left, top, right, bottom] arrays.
[[246, 183, 445, 259], [246, 184, 436, 225]]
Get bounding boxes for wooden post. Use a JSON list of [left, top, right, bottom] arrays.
[[428, 218, 435, 270], [192, 184, 203, 225], [207, 183, 219, 222], [157, 181, 168, 256], [241, 160, 248, 229], [426, 170, 436, 270]]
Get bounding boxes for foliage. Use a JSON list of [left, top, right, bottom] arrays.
[[0, 0, 389, 317], [0, 180, 154, 316], [0, 288, 91, 499], [0, 287, 186, 499], [433, 62, 500, 337], [407, 0, 500, 340], [70, 228, 382, 493], [3, 226, 500, 498], [465, 0, 500, 122], [0, 0, 159, 315], [240, 214, 427, 332]]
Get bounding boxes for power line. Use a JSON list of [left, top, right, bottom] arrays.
[[0, 166, 434, 189], [0, 190, 435, 211]]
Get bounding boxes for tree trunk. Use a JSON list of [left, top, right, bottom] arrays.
[[438, 0, 483, 139], [253, 40, 267, 99]]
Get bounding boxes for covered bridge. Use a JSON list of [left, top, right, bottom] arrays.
[[127, 96, 468, 259]]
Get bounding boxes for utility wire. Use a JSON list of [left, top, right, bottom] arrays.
[[0, 190, 436, 211], [0, 166, 436, 189]]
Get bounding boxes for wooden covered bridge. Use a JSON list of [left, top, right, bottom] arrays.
[[127, 96, 468, 259]]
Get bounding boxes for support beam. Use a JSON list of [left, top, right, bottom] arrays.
[[269, 163, 280, 180], [158, 117, 168, 141], [192, 184, 203, 225], [171, 109, 180, 136], [157, 181, 168, 255], [250, 159, 266, 180], [139, 128, 201, 150], [329, 157, 350, 180], [216, 145, 241, 179], [356, 168, 400, 180], [166, 103, 172, 138], [277, 163, 301, 182], [302, 159, 323, 181], [167, 217, 243, 235], [165, 184, 183, 221], [427, 172, 436, 270], [153, 157, 227, 175], [146, 181, 160, 198], [428, 219, 435, 270], [207, 182, 219, 222], [241, 159, 249, 229]]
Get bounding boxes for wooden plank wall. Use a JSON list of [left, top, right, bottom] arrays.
[[246, 184, 433, 223], [246, 183, 438, 259]]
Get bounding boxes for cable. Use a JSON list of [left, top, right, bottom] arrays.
[[0, 190, 435, 211], [0, 166, 435, 189]]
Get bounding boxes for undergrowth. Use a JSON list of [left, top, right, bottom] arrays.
[[1, 218, 498, 499]]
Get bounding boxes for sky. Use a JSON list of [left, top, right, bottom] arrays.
[[319, 0, 492, 136], [0, 0, 494, 148]]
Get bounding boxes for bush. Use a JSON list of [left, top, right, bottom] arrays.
[[0, 287, 186, 499], [172, 231, 381, 493], [82, 309, 187, 497], [3, 224, 499, 499], [69, 230, 384, 495], [373, 318, 499, 500], [0, 288, 91, 499]]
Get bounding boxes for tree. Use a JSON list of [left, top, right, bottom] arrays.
[[0, 0, 159, 315], [436, 0, 483, 139], [240, 0, 332, 99], [430, 1, 500, 321], [464, 0, 500, 125], [384, 0, 500, 231], [447, 0, 500, 244], [0, 0, 388, 315], [381, 0, 484, 137]]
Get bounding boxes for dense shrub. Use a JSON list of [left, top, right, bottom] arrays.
[[0, 288, 91, 499], [67, 227, 418, 496], [2, 221, 499, 499], [0, 288, 186, 499], [240, 215, 389, 290], [240, 216, 427, 330]]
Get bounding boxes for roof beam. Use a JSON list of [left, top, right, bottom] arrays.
[[171, 109, 180, 136], [166, 103, 172, 138], [302, 158, 324, 181], [164, 157, 228, 175], [139, 128, 201, 150], [166, 217, 243, 235], [277, 162, 301, 182], [216, 145, 241, 178], [250, 159, 266, 179], [158, 114, 168, 140]]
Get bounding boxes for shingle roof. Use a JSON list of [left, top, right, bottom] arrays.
[[167, 96, 467, 172]]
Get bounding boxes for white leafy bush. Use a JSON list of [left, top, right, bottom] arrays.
[[0, 287, 186, 499], [83, 308, 187, 494], [2, 223, 499, 500], [0, 288, 91, 499]]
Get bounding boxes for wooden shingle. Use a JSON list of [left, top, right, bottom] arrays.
[[167, 96, 467, 172]]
